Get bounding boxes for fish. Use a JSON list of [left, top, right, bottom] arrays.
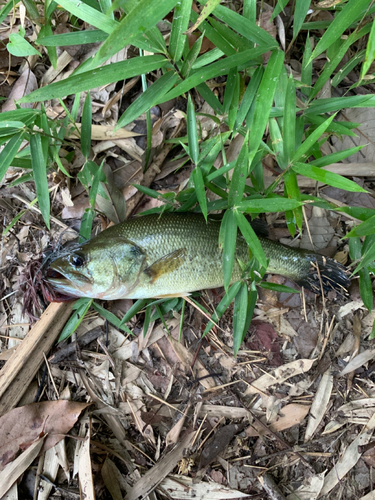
[[45, 212, 351, 300]]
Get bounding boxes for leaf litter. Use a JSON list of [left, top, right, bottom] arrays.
[[1, 2, 375, 500]]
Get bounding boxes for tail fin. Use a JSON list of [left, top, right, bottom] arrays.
[[295, 254, 351, 296]]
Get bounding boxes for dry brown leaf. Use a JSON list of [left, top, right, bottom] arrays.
[[0, 435, 46, 498], [78, 430, 95, 500], [304, 368, 333, 442], [0, 400, 89, 470], [244, 358, 315, 395], [160, 475, 251, 499], [126, 431, 195, 500], [286, 471, 326, 500], [320, 413, 375, 496], [2, 69, 37, 111], [340, 349, 375, 376]]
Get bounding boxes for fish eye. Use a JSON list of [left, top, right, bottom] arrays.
[[70, 254, 85, 267]]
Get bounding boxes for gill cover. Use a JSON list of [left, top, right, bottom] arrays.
[[46, 236, 146, 300]]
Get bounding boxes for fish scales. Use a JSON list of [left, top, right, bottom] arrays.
[[46, 213, 351, 300]]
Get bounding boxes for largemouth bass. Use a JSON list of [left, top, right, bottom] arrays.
[[45, 213, 350, 300]]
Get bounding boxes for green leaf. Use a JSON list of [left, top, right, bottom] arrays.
[[81, 92, 92, 158], [0, 133, 24, 184], [282, 76, 296, 166], [293, 0, 311, 41], [89, 0, 179, 70], [310, 146, 364, 168], [235, 211, 267, 268], [291, 114, 336, 163], [236, 197, 303, 213], [234, 65, 263, 132], [192, 167, 207, 220], [248, 50, 285, 164], [308, 95, 375, 115], [346, 214, 375, 238], [181, 33, 204, 78], [55, 0, 117, 34], [30, 134, 50, 229], [359, 267, 373, 312], [233, 282, 248, 356], [260, 282, 300, 293], [187, 0, 221, 33], [292, 162, 367, 193], [38, 29, 108, 46], [19, 55, 169, 103], [0, 1, 14, 26], [59, 298, 93, 341], [7, 32, 41, 57], [79, 208, 95, 242], [169, 0, 192, 61], [163, 46, 277, 102], [116, 71, 178, 129], [92, 302, 133, 334], [228, 135, 249, 207], [187, 94, 199, 164], [310, 0, 372, 62], [203, 281, 242, 335], [361, 18, 375, 78], [301, 33, 312, 97], [309, 24, 372, 100], [214, 4, 278, 46], [221, 210, 237, 292]]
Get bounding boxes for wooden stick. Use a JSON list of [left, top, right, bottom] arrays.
[[0, 302, 72, 417]]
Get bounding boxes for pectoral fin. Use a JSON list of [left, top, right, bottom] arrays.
[[144, 248, 186, 283]]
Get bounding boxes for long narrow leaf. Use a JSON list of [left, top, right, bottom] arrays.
[[169, 0, 192, 61], [221, 210, 237, 292], [235, 211, 267, 268], [90, 0, 179, 70], [19, 56, 169, 103], [310, 0, 372, 62], [117, 71, 178, 129], [0, 133, 24, 184], [233, 282, 248, 356], [30, 134, 50, 229], [292, 162, 367, 192]]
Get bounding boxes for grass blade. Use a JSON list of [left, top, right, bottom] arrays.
[[81, 92, 92, 159], [19, 55, 169, 103], [310, 0, 372, 62], [292, 162, 368, 193], [30, 134, 50, 229], [116, 71, 178, 129], [169, 0, 192, 61], [233, 282, 248, 356]]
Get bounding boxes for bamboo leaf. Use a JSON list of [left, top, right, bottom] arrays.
[[192, 167, 207, 220], [116, 71, 178, 129], [291, 114, 336, 163], [90, 0, 179, 69], [0, 133, 24, 184], [235, 211, 267, 269], [248, 50, 285, 164], [169, 0, 192, 61], [187, 94, 199, 164], [292, 163, 368, 193], [19, 55, 169, 103], [221, 210, 237, 292], [233, 282, 248, 356], [237, 197, 303, 213], [30, 134, 50, 229], [310, 0, 372, 62], [186, 0, 221, 34], [81, 92, 92, 159]]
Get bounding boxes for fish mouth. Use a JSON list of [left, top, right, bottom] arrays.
[[45, 266, 92, 285]]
